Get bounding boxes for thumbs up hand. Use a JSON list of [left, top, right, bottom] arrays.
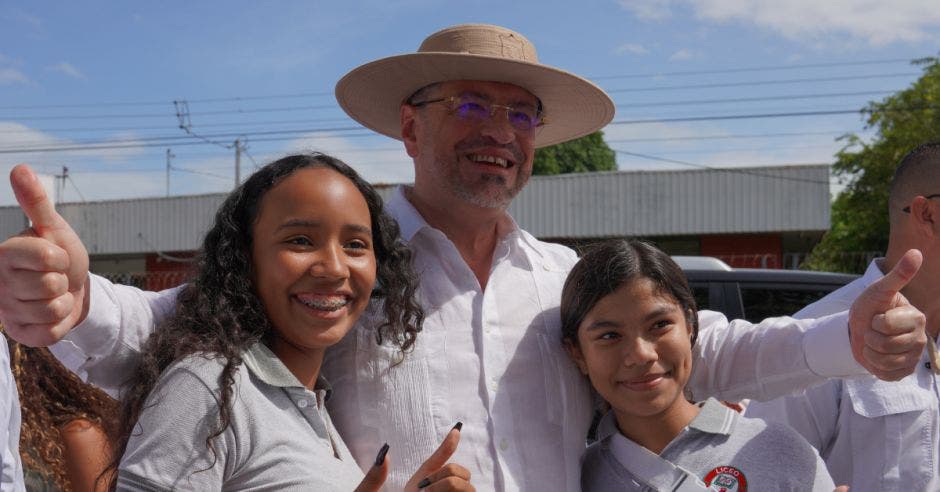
[[0, 164, 90, 346], [849, 249, 927, 381]]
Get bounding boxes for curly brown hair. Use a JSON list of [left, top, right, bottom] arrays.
[[107, 153, 423, 483], [4, 332, 119, 491]]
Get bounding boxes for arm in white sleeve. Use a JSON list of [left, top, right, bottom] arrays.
[[1, 335, 24, 492], [686, 310, 865, 403], [48, 273, 182, 397], [746, 379, 842, 453]]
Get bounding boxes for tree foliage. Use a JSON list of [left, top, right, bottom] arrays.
[[804, 57, 940, 273], [533, 130, 616, 175]]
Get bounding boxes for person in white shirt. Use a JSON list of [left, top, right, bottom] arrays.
[[0, 332, 24, 492], [747, 142, 940, 491], [0, 23, 928, 491]]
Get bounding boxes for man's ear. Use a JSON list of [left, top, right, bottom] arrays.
[[401, 104, 419, 158], [564, 338, 589, 375], [910, 196, 939, 238]]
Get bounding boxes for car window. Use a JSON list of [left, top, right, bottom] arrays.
[[739, 286, 837, 323], [691, 285, 710, 312]]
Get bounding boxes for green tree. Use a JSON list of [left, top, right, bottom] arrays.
[[804, 57, 940, 273], [533, 130, 616, 175]]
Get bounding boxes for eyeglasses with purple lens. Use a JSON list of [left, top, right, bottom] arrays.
[[410, 94, 545, 132]]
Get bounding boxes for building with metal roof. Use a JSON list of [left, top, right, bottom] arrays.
[[0, 164, 831, 287]]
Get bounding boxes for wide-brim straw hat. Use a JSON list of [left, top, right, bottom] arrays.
[[335, 23, 615, 148]]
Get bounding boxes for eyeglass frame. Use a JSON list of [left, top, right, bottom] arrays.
[[902, 194, 940, 213], [407, 94, 547, 132]]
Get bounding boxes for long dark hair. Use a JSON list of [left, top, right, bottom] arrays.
[[108, 153, 422, 479], [560, 239, 699, 346]]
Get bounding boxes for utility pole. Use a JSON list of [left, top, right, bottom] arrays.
[[165, 148, 175, 197], [54, 166, 68, 204], [234, 138, 242, 188]]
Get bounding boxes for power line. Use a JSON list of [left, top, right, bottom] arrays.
[[616, 90, 891, 108], [591, 57, 915, 80], [606, 72, 919, 93], [605, 130, 850, 144], [0, 91, 336, 111], [607, 104, 940, 126], [612, 148, 831, 184]]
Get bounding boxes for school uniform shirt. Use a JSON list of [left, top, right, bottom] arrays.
[[59, 185, 862, 491], [582, 398, 835, 491], [0, 335, 24, 492], [747, 259, 940, 491], [118, 343, 364, 491]]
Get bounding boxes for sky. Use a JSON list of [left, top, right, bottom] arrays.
[[0, 0, 938, 205]]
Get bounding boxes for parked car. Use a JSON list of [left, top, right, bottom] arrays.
[[673, 256, 859, 322]]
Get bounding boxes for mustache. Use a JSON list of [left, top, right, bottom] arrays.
[[455, 137, 525, 163]]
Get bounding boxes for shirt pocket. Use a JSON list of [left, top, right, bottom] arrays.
[[845, 377, 935, 490]]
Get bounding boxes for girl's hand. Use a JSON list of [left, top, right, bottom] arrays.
[[405, 423, 473, 491], [354, 424, 473, 492]]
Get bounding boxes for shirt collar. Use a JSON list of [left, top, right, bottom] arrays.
[[595, 397, 737, 443], [386, 186, 426, 242], [387, 185, 531, 255], [242, 342, 333, 400], [687, 398, 737, 435]]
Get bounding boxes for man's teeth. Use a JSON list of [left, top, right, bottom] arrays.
[[298, 296, 349, 311], [469, 154, 510, 168]]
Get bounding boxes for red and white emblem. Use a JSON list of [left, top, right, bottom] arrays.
[[704, 466, 747, 492]]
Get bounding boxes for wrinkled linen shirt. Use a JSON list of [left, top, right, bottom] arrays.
[[0, 335, 24, 492], [747, 259, 940, 491], [582, 399, 835, 492], [57, 186, 863, 491], [118, 343, 364, 491]]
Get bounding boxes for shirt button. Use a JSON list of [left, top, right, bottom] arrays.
[[297, 399, 309, 408], [490, 380, 499, 391], [499, 438, 509, 451], [542, 263, 552, 271]]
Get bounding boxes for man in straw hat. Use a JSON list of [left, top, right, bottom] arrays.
[[0, 23, 928, 491]]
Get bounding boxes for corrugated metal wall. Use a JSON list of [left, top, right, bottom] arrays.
[[0, 165, 829, 254], [509, 165, 830, 237]]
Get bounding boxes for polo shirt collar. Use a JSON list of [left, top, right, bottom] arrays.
[[595, 397, 737, 443], [242, 342, 333, 400], [688, 398, 737, 435]]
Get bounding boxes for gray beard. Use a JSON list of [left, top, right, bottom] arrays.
[[451, 173, 517, 209]]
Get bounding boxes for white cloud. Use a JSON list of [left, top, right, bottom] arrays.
[[618, 0, 674, 21], [0, 123, 154, 204], [668, 48, 694, 61], [621, 0, 940, 46], [0, 67, 29, 85], [283, 133, 414, 184], [46, 61, 85, 80], [615, 43, 650, 56]]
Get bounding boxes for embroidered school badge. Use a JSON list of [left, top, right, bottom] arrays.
[[703, 466, 747, 492]]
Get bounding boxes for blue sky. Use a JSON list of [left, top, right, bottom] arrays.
[[1, 0, 938, 205]]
